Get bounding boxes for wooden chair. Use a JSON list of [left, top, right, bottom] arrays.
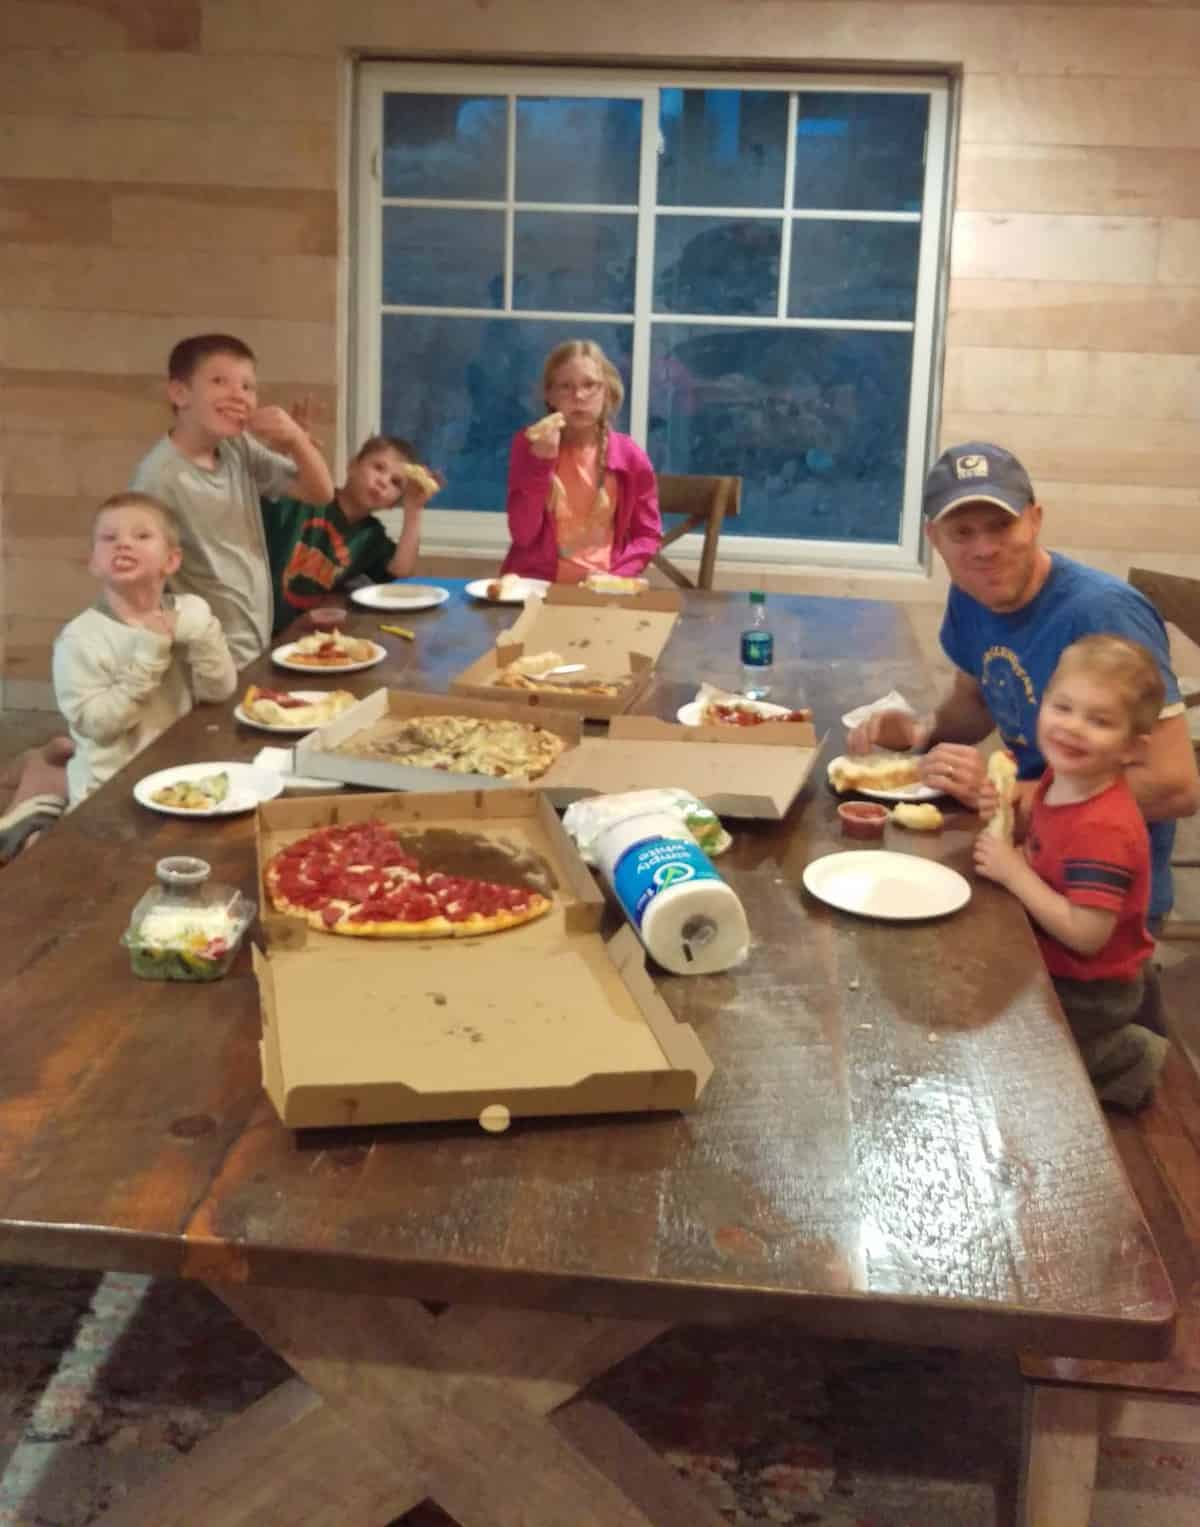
[[651, 475, 741, 591], [1131, 569, 1200, 938], [1017, 956, 1200, 1527], [1129, 569, 1200, 716]]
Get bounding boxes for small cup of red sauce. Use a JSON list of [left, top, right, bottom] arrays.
[[308, 605, 347, 632], [837, 801, 889, 840]]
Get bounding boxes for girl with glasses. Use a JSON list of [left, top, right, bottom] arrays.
[[499, 339, 661, 585]]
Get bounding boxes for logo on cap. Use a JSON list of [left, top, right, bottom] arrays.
[[955, 454, 989, 480]]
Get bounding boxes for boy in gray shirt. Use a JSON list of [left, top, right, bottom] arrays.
[[130, 333, 333, 668]]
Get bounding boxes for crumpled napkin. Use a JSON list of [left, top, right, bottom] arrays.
[[253, 746, 345, 794], [840, 690, 917, 730]]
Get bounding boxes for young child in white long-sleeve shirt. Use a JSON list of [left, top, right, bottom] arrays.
[[53, 492, 237, 805]]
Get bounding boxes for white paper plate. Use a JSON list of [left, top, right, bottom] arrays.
[[826, 755, 940, 803], [676, 697, 795, 727], [803, 850, 970, 921], [134, 761, 284, 818], [234, 690, 331, 734], [465, 577, 550, 604], [271, 639, 387, 674], [350, 583, 449, 612]]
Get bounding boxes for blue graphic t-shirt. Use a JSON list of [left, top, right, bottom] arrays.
[[940, 552, 1182, 923]]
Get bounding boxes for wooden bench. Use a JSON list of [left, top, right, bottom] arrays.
[[1018, 954, 1200, 1525]]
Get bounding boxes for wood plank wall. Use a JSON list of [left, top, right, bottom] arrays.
[[3, 0, 1199, 705]]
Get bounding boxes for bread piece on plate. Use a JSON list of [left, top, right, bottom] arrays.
[[892, 802, 944, 832], [828, 754, 922, 794], [485, 572, 525, 600], [525, 412, 565, 443], [983, 750, 1018, 842]]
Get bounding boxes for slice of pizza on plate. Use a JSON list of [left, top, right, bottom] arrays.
[[283, 630, 377, 667]]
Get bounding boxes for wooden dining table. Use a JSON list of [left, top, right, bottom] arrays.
[[0, 583, 1175, 1526]]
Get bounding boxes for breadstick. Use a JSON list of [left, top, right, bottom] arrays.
[[983, 750, 1018, 842]]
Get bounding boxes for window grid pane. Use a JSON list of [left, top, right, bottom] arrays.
[[362, 70, 944, 554]]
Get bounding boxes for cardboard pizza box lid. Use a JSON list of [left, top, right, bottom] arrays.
[[293, 687, 581, 794], [538, 716, 826, 820], [252, 790, 713, 1130], [449, 597, 679, 718]]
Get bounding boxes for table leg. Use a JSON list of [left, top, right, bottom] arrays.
[[217, 1285, 728, 1527], [92, 1377, 427, 1527]]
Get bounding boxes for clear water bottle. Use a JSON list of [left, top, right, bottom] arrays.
[[740, 591, 773, 699]]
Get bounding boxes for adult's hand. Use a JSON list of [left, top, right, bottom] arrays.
[[920, 743, 985, 807], [845, 707, 928, 756]]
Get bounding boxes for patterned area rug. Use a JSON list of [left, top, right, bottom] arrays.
[[2, 1266, 1198, 1525]]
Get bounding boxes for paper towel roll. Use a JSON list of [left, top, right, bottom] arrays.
[[594, 812, 750, 976]]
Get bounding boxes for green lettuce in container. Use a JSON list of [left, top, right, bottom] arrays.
[[122, 856, 255, 982]]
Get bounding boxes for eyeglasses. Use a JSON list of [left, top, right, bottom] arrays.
[[549, 380, 604, 399]]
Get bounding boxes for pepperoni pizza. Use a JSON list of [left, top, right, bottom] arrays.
[[263, 820, 552, 939]]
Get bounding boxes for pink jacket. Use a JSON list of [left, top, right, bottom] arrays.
[[500, 428, 661, 581]]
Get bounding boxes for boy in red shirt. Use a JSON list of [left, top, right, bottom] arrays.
[[974, 634, 1169, 1109]]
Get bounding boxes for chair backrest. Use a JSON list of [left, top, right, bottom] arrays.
[[653, 474, 741, 591], [1129, 568, 1200, 651]]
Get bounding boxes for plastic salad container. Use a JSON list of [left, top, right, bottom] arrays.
[[122, 856, 255, 981]]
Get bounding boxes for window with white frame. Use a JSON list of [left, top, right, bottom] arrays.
[[352, 64, 950, 570]]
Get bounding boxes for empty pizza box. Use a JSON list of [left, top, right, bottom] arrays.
[[450, 585, 682, 718], [296, 689, 823, 820], [252, 788, 714, 1130]]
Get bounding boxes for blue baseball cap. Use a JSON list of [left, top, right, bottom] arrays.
[[922, 443, 1036, 524]]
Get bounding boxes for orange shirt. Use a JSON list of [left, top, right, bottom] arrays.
[[551, 440, 616, 582]]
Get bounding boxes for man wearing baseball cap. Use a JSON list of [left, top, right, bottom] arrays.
[[848, 441, 1199, 928]]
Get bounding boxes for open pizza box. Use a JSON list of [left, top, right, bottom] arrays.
[[540, 715, 826, 820], [449, 589, 682, 719], [292, 688, 821, 820], [251, 789, 714, 1131], [293, 688, 582, 794]]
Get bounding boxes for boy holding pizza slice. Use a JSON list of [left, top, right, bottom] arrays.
[[261, 434, 441, 634], [974, 635, 1168, 1110]]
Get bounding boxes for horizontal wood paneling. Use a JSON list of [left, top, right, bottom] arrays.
[[2, 373, 338, 438], [201, 2, 1200, 78], [0, 50, 335, 122], [1020, 482, 1200, 556], [110, 187, 338, 254], [1, 246, 336, 319], [946, 280, 1200, 353], [1, 434, 150, 498], [3, 496, 97, 555], [956, 144, 1200, 219], [3, 312, 338, 386], [940, 412, 1200, 489], [0, 115, 335, 190], [0, 181, 112, 243], [5, 0, 202, 51], [1, 618, 67, 686], [4, 559, 97, 621], [950, 213, 1162, 284], [961, 75, 1200, 148], [942, 348, 1200, 420], [1159, 219, 1200, 283], [0, 181, 337, 253]]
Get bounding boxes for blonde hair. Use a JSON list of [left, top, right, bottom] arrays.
[[540, 340, 624, 525], [93, 492, 182, 549], [1047, 634, 1165, 737]]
